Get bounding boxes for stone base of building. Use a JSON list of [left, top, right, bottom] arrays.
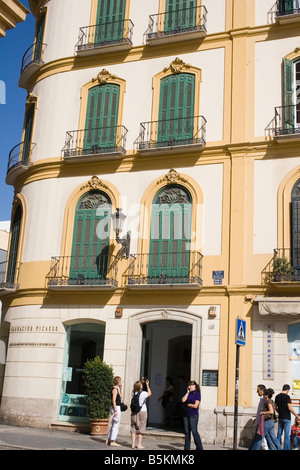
[[0, 396, 59, 429], [215, 406, 256, 447]]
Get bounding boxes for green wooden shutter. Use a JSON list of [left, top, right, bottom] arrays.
[[34, 13, 45, 61], [165, 0, 196, 32], [95, 0, 125, 43], [84, 84, 119, 151], [158, 73, 195, 144], [69, 192, 111, 283], [285, 0, 295, 11], [283, 58, 295, 130], [6, 206, 22, 286], [149, 186, 192, 283], [22, 105, 35, 164]]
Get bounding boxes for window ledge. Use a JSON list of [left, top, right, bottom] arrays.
[[76, 40, 132, 56], [6, 162, 33, 185], [19, 61, 43, 89], [276, 12, 300, 24], [146, 28, 206, 45], [63, 149, 126, 162], [137, 140, 206, 155]]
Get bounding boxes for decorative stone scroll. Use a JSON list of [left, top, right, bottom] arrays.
[[157, 169, 188, 186], [163, 57, 191, 74], [92, 69, 118, 85]]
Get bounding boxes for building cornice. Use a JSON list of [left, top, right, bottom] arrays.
[[0, 0, 29, 37]]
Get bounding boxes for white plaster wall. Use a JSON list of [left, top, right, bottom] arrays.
[[255, 0, 277, 26], [255, 37, 300, 137], [31, 47, 224, 162], [251, 310, 298, 408], [21, 163, 223, 262], [43, 0, 92, 62], [205, 0, 226, 33], [254, 157, 300, 254]]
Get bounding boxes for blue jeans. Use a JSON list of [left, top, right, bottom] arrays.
[[277, 419, 291, 450], [248, 428, 263, 450], [264, 419, 282, 450], [183, 415, 203, 450]]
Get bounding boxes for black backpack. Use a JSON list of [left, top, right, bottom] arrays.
[[130, 392, 142, 413]]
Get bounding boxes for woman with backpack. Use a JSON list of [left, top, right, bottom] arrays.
[[130, 378, 151, 449]]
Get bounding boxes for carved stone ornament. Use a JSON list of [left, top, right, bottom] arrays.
[[80, 176, 109, 192], [157, 169, 188, 186], [161, 309, 171, 319], [163, 57, 191, 74], [92, 69, 118, 85]]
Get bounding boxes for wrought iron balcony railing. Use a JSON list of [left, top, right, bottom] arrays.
[[62, 125, 128, 159], [0, 261, 20, 291], [135, 116, 206, 153], [273, 105, 300, 137], [144, 5, 207, 43], [125, 251, 203, 287], [263, 248, 300, 283], [76, 19, 134, 52], [276, 0, 300, 17], [6, 141, 35, 183], [20, 42, 47, 75], [47, 254, 119, 288]]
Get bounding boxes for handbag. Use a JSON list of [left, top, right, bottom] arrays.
[[120, 402, 128, 412]]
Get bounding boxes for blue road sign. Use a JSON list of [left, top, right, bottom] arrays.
[[236, 318, 246, 346]]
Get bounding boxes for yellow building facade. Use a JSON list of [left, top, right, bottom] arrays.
[[1, 0, 300, 446]]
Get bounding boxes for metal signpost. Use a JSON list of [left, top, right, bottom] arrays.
[[233, 318, 246, 450]]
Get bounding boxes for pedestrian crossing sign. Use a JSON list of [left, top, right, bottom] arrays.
[[236, 318, 246, 346]]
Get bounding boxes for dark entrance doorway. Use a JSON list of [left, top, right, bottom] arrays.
[[140, 320, 192, 426]]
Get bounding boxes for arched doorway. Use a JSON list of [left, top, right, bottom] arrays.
[[140, 320, 192, 426]]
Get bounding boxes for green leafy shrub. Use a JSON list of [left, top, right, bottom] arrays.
[[83, 356, 114, 420]]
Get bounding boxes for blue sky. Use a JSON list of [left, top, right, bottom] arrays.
[[0, 0, 35, 223]]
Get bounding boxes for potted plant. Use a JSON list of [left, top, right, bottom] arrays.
[[273, 256, 295, 282], [83, 356, 114, 435]]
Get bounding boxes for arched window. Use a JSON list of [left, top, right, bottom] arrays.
[[158, 73, 195, 144], [291, 179, 300, 276], [149, 185, 192, 282], [6, 206, 22, 286], [84, 83, 120, 152], [69, 190, 112, 283]]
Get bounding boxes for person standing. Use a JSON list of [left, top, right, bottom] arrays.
[[248, 384, 266, 450], [159, 377, 175, 426], [182, 380, 203, 450], [261, 388, 282, 450], [106, 376, 122, 447], [130, 378, 151, 449], [275, 384, 299, 450]]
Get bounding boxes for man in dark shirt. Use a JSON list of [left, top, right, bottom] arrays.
[[275, 384, 299, 450]]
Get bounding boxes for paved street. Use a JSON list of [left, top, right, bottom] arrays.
[[0, 423, 238, 451]]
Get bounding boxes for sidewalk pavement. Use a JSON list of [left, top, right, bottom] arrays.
[[0, 424, 243, 452]]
